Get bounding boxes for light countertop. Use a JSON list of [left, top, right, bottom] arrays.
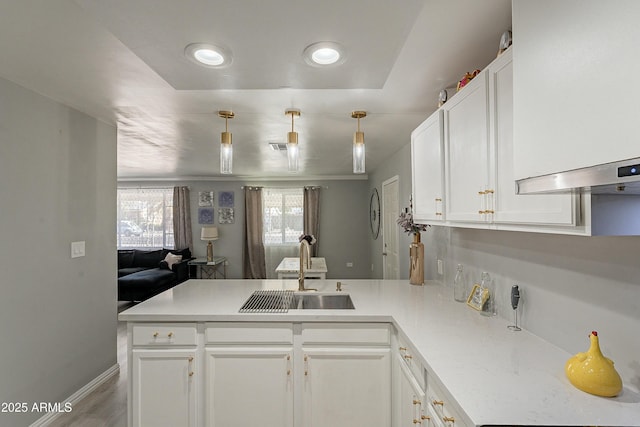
[[275, 257, 327, 274], [119, 279, 640, 426]]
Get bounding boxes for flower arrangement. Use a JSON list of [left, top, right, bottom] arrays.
[[397, 198, 429, 235]]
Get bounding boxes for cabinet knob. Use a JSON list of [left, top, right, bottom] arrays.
[[413, 420, 421, 424], [287, 369, 291, 376], [443, 416, 455, 423], [188, 372, 194, 377], [153, 332, 159, 338], [432, 400, 444, 406], [188, 356, 193, 362], [421, 415, 431, 420], [478, 210, 486, 214], [485, 210, 494, 214], [404, 354, 413, 359], [167, 332, 173, 338], [478, 191, 486, 195], [435, 212, 443, 216], [413, 399, 421, 405], [485, 189, 495, 194], [287, 355, 290, 361], [399, 347, 407, 352], [435, 198, 442, 202]]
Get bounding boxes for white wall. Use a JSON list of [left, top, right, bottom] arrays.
[[120, 179, 372, 279], [372, 141, 640, 393], [0, 77, 117, 426]]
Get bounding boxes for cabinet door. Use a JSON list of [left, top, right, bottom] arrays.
[[301, 347, 391, 427], [412, 110, 445, 223], [395, 354, 428, 427], [488, 49, 576, 226], [131, 349, 197, 427], [444, 72, 490, 223], [204, 347, 294, 427]]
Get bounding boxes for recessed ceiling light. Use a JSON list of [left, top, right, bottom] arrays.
[[303, 42, 346, 67], [185, 43, 232, 68]]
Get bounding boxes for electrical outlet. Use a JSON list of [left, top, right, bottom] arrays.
[[346, 262, 353, 268], [71, 241, 85, 258], [437, 259, 443, 275]]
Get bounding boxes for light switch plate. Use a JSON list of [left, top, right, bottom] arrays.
[[71, 241, 85, 258], [437, 259, 443, 275]]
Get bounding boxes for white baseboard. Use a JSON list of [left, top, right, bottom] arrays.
[[30, 363, 120, 427]]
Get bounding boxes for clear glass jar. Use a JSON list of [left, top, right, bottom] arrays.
[[453, 264, 466, 302], [479, 271, 495, 316]]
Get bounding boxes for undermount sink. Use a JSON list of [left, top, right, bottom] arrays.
[[238, 290, 355, 313], [292, 293, 355, 310]]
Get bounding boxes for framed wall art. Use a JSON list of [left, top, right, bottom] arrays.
[[198, 191, 214, 207], [218, 191, 234, 208], [198, 208, 214, 224], [218, 207, 235, 224]]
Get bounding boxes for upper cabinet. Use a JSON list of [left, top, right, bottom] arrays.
[[411, 110, 444, 223], [488, 49, 575, 226], [512, 0, 640, 180], [443, 69, 490, 223], [413, 47, 577, 232]]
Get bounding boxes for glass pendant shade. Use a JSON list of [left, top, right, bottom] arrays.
[[353, 131, 365, 174], [287, 132, 299, 173], [220, 132, 232, 174], [351, 111, 367, 174], [218, 111, 234, 175], [285, 109, 301, 173]]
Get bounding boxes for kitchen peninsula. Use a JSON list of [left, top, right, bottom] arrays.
[[120, 279, 640, 426]]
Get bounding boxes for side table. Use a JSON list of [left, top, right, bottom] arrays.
[[188, 257, 227, 279]]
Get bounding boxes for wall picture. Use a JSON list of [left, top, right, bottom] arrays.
[[218, 191, 234, 208], [198, 208, 214, 224], [198, 191, 214, 207], [218, 207, 234, 224]]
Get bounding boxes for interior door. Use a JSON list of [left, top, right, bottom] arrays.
[[382, 176, 399, 279]]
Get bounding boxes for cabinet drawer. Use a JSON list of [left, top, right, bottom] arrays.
[[427, 374, 469, 427], [301, 323, 390, 345], [397, 334, 425, 390], [132, 323, 197, 346], [205, 322, 293, 344]]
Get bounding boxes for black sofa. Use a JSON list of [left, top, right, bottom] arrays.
[[118, 248, 192, 302]]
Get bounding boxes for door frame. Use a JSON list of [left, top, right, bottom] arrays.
[[381, 175, 400, 279]]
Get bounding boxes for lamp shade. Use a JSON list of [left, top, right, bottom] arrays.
[[201, 226, 219, 241]]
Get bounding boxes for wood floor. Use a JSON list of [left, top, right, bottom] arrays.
[[48, 303, 133, 427]]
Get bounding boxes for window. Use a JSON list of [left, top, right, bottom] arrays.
[[117, 188, 174, 249], [263, 188, 303, 246]]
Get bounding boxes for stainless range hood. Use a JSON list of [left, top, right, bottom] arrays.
[[516, 157, 640, 194]]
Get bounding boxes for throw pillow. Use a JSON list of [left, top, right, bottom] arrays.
[[163, 253, 182, 269]]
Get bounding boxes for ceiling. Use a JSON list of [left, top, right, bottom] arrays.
[[0, 0, 511, 180]]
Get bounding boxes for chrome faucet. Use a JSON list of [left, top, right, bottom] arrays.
[[298, 239, 316, 291]]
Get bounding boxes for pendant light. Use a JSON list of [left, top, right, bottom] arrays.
[[285, 109, 301, 173], [351, 111, 366, 174], [218, 111, 234, 174]]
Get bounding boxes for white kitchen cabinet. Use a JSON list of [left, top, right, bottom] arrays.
[[201, 322, 390, 427], [488, 48, 576, 226], [394, 353, 430, 427], [301, 347, 391, 427], [512, 0, 640, 181], [131, 349, 197, 427], [129, 323, 198, 427], [204, 347, 293, 427], [443, 69, 490, 223], [412, 110, 445, 223]]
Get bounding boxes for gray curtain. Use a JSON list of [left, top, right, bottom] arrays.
[[303, 186, 321, 256], [243, 187, 267, 279], [173, 186, 193, 252]]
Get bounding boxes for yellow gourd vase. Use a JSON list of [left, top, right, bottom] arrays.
[[565, 331, 622, 397]]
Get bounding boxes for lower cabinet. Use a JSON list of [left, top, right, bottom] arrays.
[[301, 348, 391, 427], [395, 353, 429, 426], [204, 347, 294, 427], [131, 349, 198, 427]]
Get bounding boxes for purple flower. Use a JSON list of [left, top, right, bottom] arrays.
[[397, 198, 429, 235]]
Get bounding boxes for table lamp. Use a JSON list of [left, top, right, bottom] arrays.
[[201, 226, 218, 262]]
